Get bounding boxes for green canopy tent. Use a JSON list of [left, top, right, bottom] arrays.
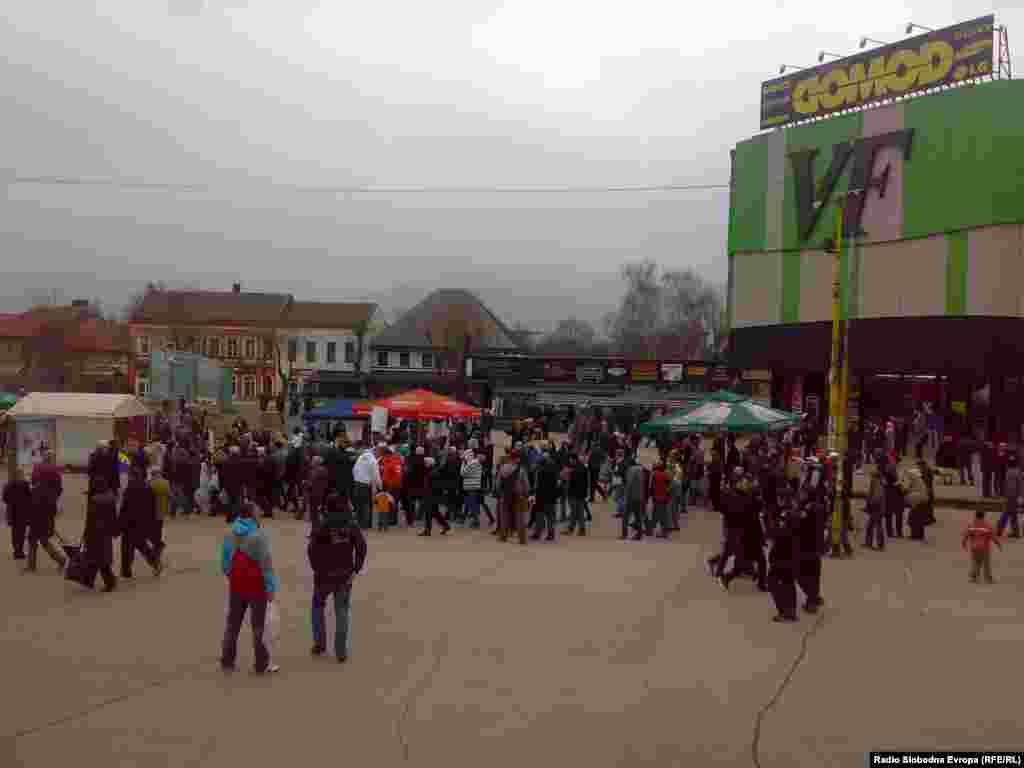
[[639, 390, 801, 435], [0, 393, 18, 411]]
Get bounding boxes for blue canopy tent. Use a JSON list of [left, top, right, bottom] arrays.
[[302, 399, 366, 421]]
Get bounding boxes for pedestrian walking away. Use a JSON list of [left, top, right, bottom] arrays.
[[3, 468, 32, 560], [308, 494, 367, 663], [220, 504, 280, 674]]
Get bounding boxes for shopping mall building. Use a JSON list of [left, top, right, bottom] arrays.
[[726, 77, 1024, 439]]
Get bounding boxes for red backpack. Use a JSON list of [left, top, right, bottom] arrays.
[[229, 548, 265, 600]]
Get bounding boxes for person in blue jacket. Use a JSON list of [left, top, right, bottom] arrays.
[[220, 504, 279, 674]]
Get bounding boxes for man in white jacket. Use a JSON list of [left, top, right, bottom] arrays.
[[352, 445, 382, 530]]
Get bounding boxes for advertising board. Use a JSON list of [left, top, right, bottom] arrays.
[[760, 15, 995, 129]]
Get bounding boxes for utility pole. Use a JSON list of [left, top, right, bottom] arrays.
[[825, 190, 862, 556], [825, 202, 845, 550]]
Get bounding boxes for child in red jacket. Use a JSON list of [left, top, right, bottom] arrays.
[[963, 510, 1001, 584]]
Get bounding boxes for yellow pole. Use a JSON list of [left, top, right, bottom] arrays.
[[829, 202, 844, 548]]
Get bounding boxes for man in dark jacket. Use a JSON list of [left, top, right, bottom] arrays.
[[221, 447, 245, 522], [795, 492, 825, 613], [28, 453, 67, 572], [4, 468, 32, 559], [307, 457, 330, 528], [530, 451, 561, 541], [587, 445, 607, 503], [119, 469, 161, 579], [82, 476, 118, 591], [767, 506, 800, 623], [405, 447, 428, 526], [308, 495, 367, 662], [419, 458, 452, 536]]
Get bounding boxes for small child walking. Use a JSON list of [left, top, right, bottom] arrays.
[[962, 510, 1001, 584]]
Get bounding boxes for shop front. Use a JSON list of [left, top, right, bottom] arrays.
[[728, 71, 1024, 442]]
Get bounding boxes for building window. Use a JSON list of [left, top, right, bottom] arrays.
[[165, 339, 176, 352], [207, 338, 220, 357], [326, 342, 337, 364], [306, 341, 317, 364], [245, 338, 256, 359], [263, 338, 274, 359], [421, 352, 433, 369], [231, 376, 238, 397], [399, 352, 410, 368], [227, 338, 239, 358], [136, 377, 149, 397], [138, 336, 150, 355], [376, 350, 389, 367], [288, 339, 297, 363], [344, 341, 356, 364], [263, 376, 274, 394], [243, 377, 256, 399], [437, 353, 448, 370]]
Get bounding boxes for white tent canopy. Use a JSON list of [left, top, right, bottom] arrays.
[[7, 393, 151, 420]]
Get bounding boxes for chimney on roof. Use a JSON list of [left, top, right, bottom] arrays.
[[232, 283, 241, 294]]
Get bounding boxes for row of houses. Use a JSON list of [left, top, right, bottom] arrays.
[[0, 284, 523, 403]]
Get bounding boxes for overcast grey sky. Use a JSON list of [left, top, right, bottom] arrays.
[[2, 1, 1020, 330]]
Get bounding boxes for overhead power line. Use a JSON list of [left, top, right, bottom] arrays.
[[6, 174, 730, 195]]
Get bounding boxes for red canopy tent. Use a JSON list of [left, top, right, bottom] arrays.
[[353, 389, 481, 420]]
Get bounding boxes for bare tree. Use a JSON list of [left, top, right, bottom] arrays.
[[535, 316, 598, 354], [605, 260, 662, 358], [604, 262, 723, 360]]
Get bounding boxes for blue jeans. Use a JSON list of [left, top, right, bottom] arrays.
[[312, 585, 352, 659], [464, 491, 482, 523]]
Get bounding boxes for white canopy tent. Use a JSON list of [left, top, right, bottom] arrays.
[[7, 393, 152, 469]]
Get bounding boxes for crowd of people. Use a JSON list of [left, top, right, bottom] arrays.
[[4, 398, 1020, 673]]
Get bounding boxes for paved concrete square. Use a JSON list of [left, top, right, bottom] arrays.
[[3, 471, 1022, 767]]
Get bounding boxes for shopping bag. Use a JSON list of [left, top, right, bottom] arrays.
[[266, 601, 281, 647]]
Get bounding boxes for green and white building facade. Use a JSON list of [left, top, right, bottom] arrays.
[[727, 79, 1024, 437]]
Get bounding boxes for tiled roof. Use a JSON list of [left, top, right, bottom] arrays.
[[129, 289, 292, 328], [0, 308, 130, 353], [370, 289, 521, 351], [279, 301, 377, 330], [0, 314, 43, 339]]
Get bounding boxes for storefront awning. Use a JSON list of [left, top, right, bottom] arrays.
[[500, 389, 704, 409]]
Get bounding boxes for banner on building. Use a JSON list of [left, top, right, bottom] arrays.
[[661, 363, 684, 383], [576, 364, 605, 385], [16, 418, 55, 470], [371, 407, 388, 434], [760, 15, 995, 129], [542, 361, 576, 383], [631, 362, 658, 383]]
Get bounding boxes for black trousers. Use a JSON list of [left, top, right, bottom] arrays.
[[886, 505, 903, 537], [865, 511, 886, 549], [221, 592, 269, 672], [532, 501, 556, 536], [82, 543, 117, 590], [588, 467, 602, 500], [121, 529, 158, 577], [714, 529, 744, 578], [796, 556, 822, 605], [422, 496, 450, 534], [769, 564, 797, 619], [10, 518, 27, 557]]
